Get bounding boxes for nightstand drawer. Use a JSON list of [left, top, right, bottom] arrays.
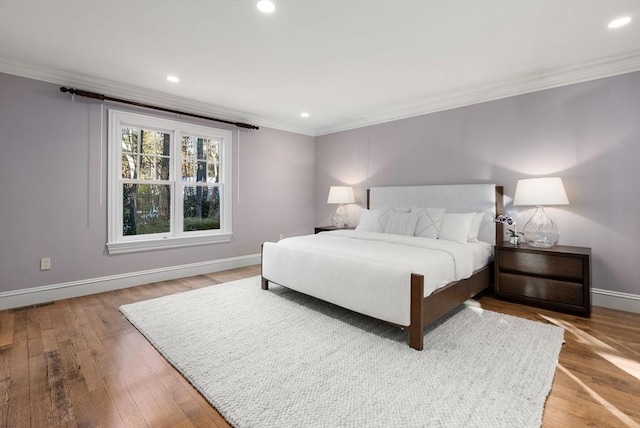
[[498, 273, 584, 306], [498, 251, 584, 280]]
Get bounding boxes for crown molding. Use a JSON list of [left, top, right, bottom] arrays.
[[314, 52, 640, 136], [0, 59, 318, 136], [3, 52, 638, 138]]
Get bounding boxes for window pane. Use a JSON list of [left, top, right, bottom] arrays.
[[207, 139, 219, 161], [141, 129, 158, 155], [155, 132, 171, 156], [197, 161, 207, 183], [183, 186, 220, 231], [195, 138, 205, 160], [182, 162, 195, 182], [182, 136, 195, 160], [139, 156, 153, 180], [121, 154, 138, 179], [123, 184, 171, 236], [182, 136, 219, 183], [181, 137, 196, 182], [206, 139, 219, 182], [207, 163, 218, 183], [158, 156, 170, 180], [121, 127, 138, 153]]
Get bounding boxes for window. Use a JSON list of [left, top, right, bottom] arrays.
[[107, 110, 233, 254]]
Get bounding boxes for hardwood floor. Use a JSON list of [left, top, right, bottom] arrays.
[[1, 265, 638, 427]]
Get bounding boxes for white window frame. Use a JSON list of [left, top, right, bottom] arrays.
[[107, 109, 233, 255]]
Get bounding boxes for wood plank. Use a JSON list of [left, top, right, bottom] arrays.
[[66, 369, 101, 428], [0, 311, 14, 349], [43, 348, 75, 425], [4, 311, 29, 428], [102, 371, 147, 428], [110, 334, 192, 427], [75, 349, 106, 392], [99, 335, 167, 426], [28, 351, 49, 427], [90, 386, 128, 428], [0, 346, 11, 427]]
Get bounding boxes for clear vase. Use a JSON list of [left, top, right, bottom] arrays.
[[523, 206, 558, 248]]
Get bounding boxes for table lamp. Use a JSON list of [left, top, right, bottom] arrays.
[[327, 186, 355, 228], [514, 177, 569, 248]]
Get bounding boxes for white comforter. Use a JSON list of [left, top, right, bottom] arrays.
[[262, 230, 476, 326]]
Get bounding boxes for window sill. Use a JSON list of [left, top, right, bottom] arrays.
[[106, 233, 233, 255]]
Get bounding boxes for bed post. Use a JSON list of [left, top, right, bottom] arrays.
[[409, 274, 425, 350], [260, 244, 269, 290]]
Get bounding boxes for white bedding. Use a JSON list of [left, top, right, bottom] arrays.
[[262, 230, 490, 326], [467, 240, 494, 271]]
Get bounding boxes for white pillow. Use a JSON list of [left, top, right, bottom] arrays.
[[412, 207, 446, 239], [378, 206, 411, 230], [438, 213, 477, 244], [384, 212, 419, 236], [467, 212, 485, 241], [355, 209, 383, 233]]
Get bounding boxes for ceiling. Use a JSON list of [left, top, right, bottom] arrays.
[[1, 1, 639, 136]]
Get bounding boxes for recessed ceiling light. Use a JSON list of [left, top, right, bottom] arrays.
[[608, 17, 631, 29], [166, 75, 180, 83], [257, 1, 275, 14], [300, 112, 310, 118]]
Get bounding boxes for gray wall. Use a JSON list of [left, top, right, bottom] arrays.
[[0, 73, 316, 293], [3, 72, 639, 298], [316, 72, 640, 296]]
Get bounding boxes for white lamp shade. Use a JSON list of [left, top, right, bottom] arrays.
[[513, 177, 569, 206], [327, 186, 355, 204]]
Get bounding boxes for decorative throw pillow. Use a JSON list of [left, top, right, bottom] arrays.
[[355, 209, 383, 233], [438, 212, 477, 244], [384, 212, 419, 236], [412, 207, 446, 239], [467, 212, 485, 241], [378, 206, 411, 231]]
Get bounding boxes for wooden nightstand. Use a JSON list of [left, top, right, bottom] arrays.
[[494, 242, 591, 316], [314, 226, 355, 234]]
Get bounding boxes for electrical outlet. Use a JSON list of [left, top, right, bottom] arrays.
[[40, 257, 51, 270]]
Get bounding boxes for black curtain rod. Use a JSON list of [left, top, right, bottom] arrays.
[[59, 86, 259, 130]]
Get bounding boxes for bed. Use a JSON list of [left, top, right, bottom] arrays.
[[261, 184, 504, 350]]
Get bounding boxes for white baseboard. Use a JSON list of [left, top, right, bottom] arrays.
[[592, 288, 640, 314], [0, 253, 261, 311]]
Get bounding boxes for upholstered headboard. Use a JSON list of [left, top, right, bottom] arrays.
[[368, 184, 504, 244]]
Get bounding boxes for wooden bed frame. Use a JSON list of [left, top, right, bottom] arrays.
[[262, 185, 504, 351]]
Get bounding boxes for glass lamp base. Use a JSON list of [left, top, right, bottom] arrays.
[[523, 206, 559, 248], [330, 204, 348, 228]]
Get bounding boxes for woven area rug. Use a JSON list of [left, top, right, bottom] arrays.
[[120, 276, 564, 428]]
